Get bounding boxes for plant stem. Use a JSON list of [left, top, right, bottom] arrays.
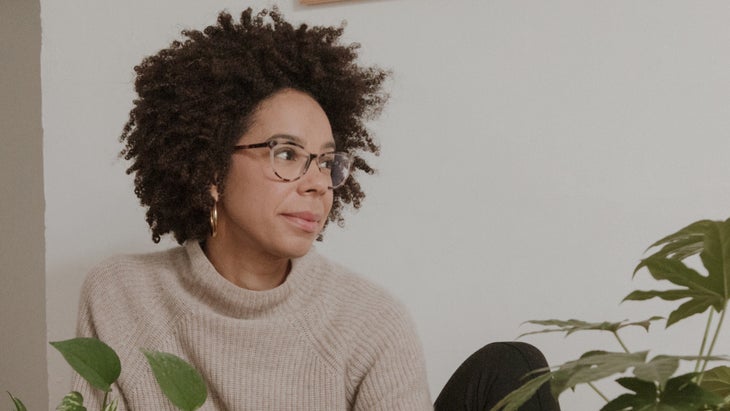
[[698, 302, 727, 384], [694, 310, 714, 373], [612, 331, 630, 353], [102, 391, 109, 408], [588, 382, 610, 402]]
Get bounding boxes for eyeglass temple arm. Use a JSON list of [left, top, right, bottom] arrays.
[[233, 141, 273, 151]]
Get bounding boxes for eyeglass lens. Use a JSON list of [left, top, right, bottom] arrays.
[[270, 143, 351, 188]]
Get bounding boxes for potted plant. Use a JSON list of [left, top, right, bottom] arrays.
[[491, 218, 730, 410], [8, 338, 207, 411]]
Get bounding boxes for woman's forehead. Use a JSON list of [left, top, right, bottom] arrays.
[[241, 90, 334, 147]]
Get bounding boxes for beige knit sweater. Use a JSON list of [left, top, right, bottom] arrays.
[[73, 242, 432, 410]]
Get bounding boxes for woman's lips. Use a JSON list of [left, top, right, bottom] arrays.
[[281, 212, 321, 233]]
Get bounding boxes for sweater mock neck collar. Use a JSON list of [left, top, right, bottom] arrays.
[[183, 241, 319, 319]]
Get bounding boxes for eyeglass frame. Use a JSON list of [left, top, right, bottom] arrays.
[[233, 138, 353, 189]]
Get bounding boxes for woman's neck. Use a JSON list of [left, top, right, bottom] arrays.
[[202, 236, 291, 291]]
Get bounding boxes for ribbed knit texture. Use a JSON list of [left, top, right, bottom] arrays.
[[72, 242, 432, 410]]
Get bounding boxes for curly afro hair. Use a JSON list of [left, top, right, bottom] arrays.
[[120, 8, 388, 244]]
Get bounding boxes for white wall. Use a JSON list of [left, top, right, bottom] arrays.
[[43, 1, 730, 409]]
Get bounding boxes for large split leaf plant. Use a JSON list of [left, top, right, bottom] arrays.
[[491, 218, 730, 411]]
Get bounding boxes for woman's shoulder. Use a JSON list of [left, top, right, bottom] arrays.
[[293, 251, 424, 375], [78, 246, 193, 330], [298, 250, 413, 324], [82, 246, 187, 295]]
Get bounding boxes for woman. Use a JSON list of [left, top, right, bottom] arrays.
[[74, 8, 431, 410], [75, 8, 559, 411]]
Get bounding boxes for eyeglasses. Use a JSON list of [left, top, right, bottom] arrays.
[[233, 138, 353, 189]]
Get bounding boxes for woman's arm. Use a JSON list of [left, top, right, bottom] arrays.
[[350, 302, 433, 411]]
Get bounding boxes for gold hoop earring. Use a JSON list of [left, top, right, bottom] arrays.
[[209, 202, 218, 238]]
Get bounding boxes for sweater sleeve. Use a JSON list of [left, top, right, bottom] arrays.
[[350, 301, 433, 411], [71, 264, 129, 411]]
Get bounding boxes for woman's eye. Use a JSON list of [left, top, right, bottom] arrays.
[[274, 147, 298, 161], [319, 155, 336, 170]]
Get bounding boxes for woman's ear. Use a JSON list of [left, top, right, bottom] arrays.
[[210, 184, 219, 202]]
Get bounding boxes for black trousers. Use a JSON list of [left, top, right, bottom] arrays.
[[434, 342, 561, 411]]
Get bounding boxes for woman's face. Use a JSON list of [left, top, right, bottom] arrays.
[[213, 89, 335, 259]]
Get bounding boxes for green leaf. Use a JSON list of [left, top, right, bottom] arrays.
[[630, 219, 730, 328], [617, 377, 658, 398], [635, 219, 715, 275], [639, 257, 709, 289], [55, 391, 87, 411], [551, 351, 650, 395], [633, 356, 679, 387], [102, 398, 118, 411], [698, 219, 730, 302], [50, 338, 121, 392], [7, 392, 27, 411], [487, 372, 553, 411], [628, 256, 726, 327], [142, 350, 207, 411], [488, 352, 728, 411], [489, 351, 649, 411], [600, 377, 657, 411], [519, 317, 663, 338], [600, 393, 649, 411], [623, 290, 694, 302], [648, 220, 714, 251], [631, 355, 728, 387], [700, 366, 730, 398], [660, 372, 723, 409], [601, 373, 724, 411]]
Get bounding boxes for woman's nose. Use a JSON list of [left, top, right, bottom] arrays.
[[298, 157, 330, 194]]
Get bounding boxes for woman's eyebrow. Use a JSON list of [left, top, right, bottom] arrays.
[[268, 134, 304, 145], [269, 134, 336, 150]]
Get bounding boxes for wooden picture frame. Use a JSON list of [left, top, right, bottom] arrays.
[[300, 0, 352, 4]]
